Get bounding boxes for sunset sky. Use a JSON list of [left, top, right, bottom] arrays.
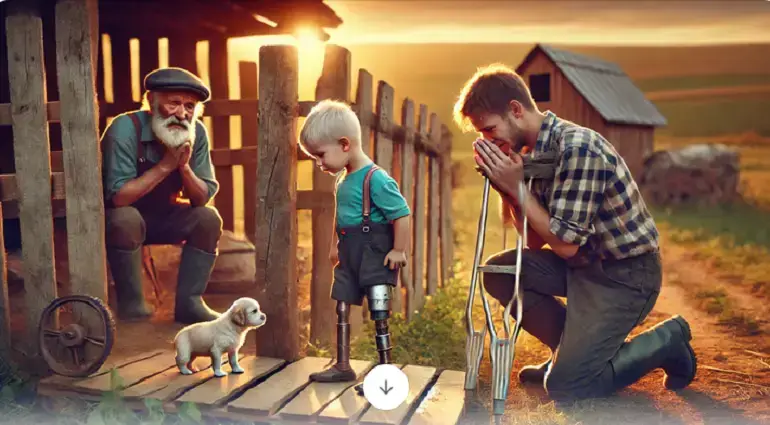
[[323, 0, 770, 46]]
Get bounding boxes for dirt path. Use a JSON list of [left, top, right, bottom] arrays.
[[457, 238, 770, 425]]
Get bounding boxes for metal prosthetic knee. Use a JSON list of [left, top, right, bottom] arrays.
[[367, 285, 393, 364]]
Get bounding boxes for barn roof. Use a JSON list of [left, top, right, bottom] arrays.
[[518, 44, 667, 127]]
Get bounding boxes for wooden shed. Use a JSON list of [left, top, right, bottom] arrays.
[[516, 44, 667, 177]]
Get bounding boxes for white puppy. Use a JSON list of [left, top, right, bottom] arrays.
[[173, 297, 266, 377]]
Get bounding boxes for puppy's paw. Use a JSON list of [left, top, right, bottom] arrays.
[[178, 367, 194, 375], [213, 369, 228, 378], [231, 365, 245, 374]]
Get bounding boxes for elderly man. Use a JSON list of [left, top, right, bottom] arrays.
[[101, 67, 222, 324]]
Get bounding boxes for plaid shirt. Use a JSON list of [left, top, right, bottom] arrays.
[[529, 111, 659, 261]]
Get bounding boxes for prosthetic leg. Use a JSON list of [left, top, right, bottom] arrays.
[[309, 301, 357, 382], [465, 176, 531, 422], [354, 284, 393, 395]]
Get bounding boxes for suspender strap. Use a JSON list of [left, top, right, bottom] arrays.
[[362, 164, 379, 230], [128, 113, 145, 162]]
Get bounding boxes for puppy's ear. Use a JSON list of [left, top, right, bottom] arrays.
[[232, 307, 246, 327]]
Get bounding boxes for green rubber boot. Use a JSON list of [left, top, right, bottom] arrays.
[[174, 245, 221, 324], [106, 247, 154, 320]]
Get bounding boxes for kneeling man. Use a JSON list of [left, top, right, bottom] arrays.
[[101, 67, 222, 324]]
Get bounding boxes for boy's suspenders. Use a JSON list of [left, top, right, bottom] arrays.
[[361, 164, 380, 233]]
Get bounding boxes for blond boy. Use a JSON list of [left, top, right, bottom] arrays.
[[299, 100, 411, 393]]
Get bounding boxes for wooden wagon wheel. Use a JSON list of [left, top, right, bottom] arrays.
[[37, 295, 116, 377]]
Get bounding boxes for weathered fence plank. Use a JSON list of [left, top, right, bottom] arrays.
[[6, 0, 58, 355], [411, 105, 429, 312], [399, 99, 416, 320], [55, 0, 108, 304], [0, 203, 9, 355], [209, 36, 234, 232], [254, 45, 300, 361], [440, 125, 454, 283], [426, 114, 441, 295], [239, 61, 258, 243], [355, 69, 373, 157], [109, 33, 132, 107], [138, 36, 159, 87], [310, 44, 351, 348]]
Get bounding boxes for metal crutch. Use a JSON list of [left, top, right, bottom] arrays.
[[464, 174, 532, 418]]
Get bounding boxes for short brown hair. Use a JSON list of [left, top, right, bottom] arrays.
[[453, 63, 536, 132]]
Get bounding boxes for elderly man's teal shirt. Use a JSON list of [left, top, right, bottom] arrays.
[[100, 110, 219, 203]]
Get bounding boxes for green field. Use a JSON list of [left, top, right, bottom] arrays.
[[635, 73, 770, 92], [652, 96, 770, 138]]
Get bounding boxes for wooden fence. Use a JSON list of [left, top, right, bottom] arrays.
[[0, 0, 454, 366]]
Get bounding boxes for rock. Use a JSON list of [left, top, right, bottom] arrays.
[[639, 143, 741, 206]]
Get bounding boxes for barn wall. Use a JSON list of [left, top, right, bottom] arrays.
[[518, 51, 607, 136], [604, 124, 655, 179]]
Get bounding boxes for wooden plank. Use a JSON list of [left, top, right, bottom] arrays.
[[6, 0, 58, 356], [310, 44, 351, 349], [274, 359, 372, 421], [399, 99, 416, 320], [167, 37, 198, 74], [239, 61, 258, 243], [316, 363, 405, 424], [359, 365, 437, 425], [0, 203, 9, 355], [411, 105, 429, 312], [174, 356, 285, 408], [373, 80, 402, 314], [254, 45, 300, 360], [439, 125, 454, 284], [405, 370, 465, 425], [55, 0, 108, 305], [209, 36, 234, 232], [71, 350, 178, 394], [123, 353, 245, 400], [38, 349, 166, 391], [226, 356, 330, 417], [355, 69, 373, 157], [426, 114, 441, 296], [109, 33, 132, 106], [0, 172, 66, 203]]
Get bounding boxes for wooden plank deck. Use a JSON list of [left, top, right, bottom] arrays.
[[37, 352, 468, 424]]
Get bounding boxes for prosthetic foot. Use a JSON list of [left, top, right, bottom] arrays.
[[355, 285, 393, 396], [309, 301, 357, 382]]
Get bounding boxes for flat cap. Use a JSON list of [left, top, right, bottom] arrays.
[[143, 67, 211, 102]]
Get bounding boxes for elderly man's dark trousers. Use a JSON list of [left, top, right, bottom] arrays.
[[104, 205, 223, 324], [483, 248, 695, 401]]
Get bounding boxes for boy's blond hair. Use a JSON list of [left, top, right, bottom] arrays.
[[299, 99, 362, 154]]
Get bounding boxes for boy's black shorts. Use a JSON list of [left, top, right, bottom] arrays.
[[331, 223, 398, 306]]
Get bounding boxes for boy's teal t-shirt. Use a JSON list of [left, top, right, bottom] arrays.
[[335, 163, 410, 227]]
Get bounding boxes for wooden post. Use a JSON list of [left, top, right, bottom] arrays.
[[209, 36, 233, 232], [239, 61, 258, 243], [399, 99, 416, 320], [0, 203, 10, 355], [167, 37, 198, 73], [439, 125, 454, 284], [412, 105, 429, 312], [309, 45, 351, 348], [426, 114, 441, 295], [355, 69, 373, 157], [6, 0, 58, 356], [254, 45, 300, 361], [55, 0, 108, 303], [373, 81, 402, 314], [138, 36, 159, 84]]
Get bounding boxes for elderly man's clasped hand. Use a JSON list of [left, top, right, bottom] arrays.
[[473, 138, 525, 201]]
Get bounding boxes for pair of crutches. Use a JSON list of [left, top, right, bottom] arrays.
[[465, 174, 532, 419]]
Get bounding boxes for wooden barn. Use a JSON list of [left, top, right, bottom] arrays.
[[515, 44, 667, 177]]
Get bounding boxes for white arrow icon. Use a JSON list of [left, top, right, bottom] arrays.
[[362, 364, 409, 411]]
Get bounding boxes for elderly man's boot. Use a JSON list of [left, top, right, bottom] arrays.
[[107, 247, 154, 320], [174, 244, 221, 324], [610, 315, 697, 392], [309, 301, 357, 382], [518, 297, 566, 385]]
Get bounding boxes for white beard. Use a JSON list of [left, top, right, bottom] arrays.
[[151, 111, 196, 149]]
